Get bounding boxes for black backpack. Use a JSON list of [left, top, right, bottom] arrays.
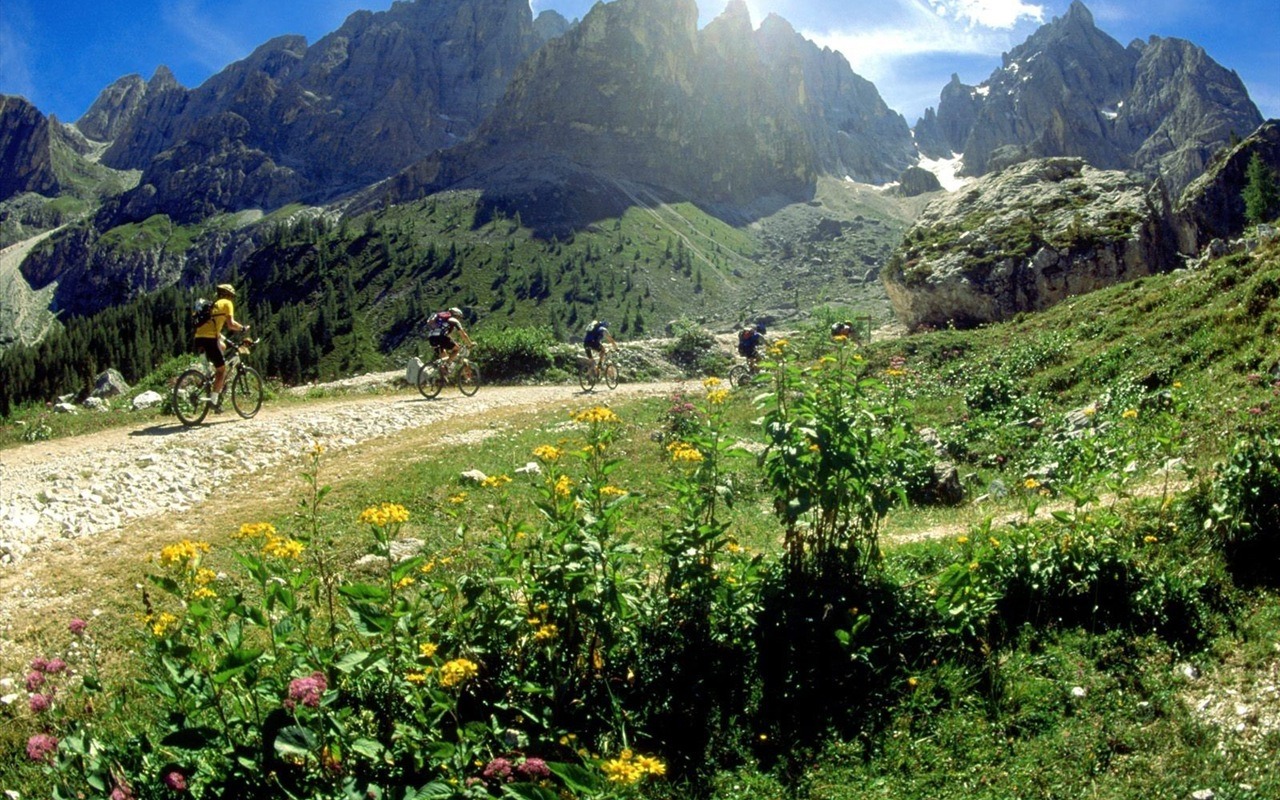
[[192, 298, 214, 327]]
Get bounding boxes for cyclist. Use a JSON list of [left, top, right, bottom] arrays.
[[193, 283, 249, 410], [427, 307, 472, 369], [737, 322, 766, 370], [830, 320, 856, 340], [583, 320, 616, 374]]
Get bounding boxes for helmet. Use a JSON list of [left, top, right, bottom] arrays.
[[598, 321, 608, 328], [449, 307, 462, 317], [216, 283, 236, 297]]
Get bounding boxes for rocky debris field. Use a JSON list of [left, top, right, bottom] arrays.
[[0, 379, 676, 567]]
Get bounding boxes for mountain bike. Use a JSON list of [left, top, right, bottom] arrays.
[[417, 347, 481, 399], [727, 358, 762, 388], [578, 350, 619, 392], [172, 336, 264, 426]]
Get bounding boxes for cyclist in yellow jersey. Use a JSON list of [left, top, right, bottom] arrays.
[[193, 283, 249, 410]]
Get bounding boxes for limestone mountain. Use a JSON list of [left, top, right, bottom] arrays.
[[1175, 120, 1280, 253], [95, 0, 569, 223], [913, 1, 1262, 196], [0, 96, 60, 202], [378, 0, 914, 232], [75, 73, 152, 142]]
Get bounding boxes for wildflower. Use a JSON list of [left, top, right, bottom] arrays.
[[707, 388, 730, 405], [151, 612, 179, 637], [405, 672, 429, 684], [449, 492, 468, 505], [285, 671, 327, 711], [667, 442, 704, 463], [162, 769, 187, 791], [533, 444, 562, 462], [158, 540, 210, 569], [419, 642, 438, 659], [907, 677, 920, 690], [1173, 381, 1183, 389], [359, 503, 410, 526], [1083, 406, 1097, 416], [1024, 478, 1040, 490], [262, 536, 305, 559], [969, 561, 980, 571], [1143, 535, 1159, 544], [311, 442, 326, 457], [68, 618, 88, 636], [483, 757, 514, 782], [109, 785, 134, 800], [29, 693, 52, 713], [554, 475, 574, 498], [194, 568, 217, 586], [481, 474, 513, 488], [394, 576, 416, 590], [235, 522, 277, 540], [989, 537, 1001, 548], [833, 334, 849, 343], [191, 587, 218, 601], [703, 377, 723, 388], [956, 535, 969, 545], [43, 658, 66, 674], [534, 624, 559, 642], [572, 406, 620, 425], [1122, 408, 1138, 419], [25, 672, 45, 694], [26, 733, 58, 763], [602, 750, 665, 784], [440, 658, 479, 689], [517, 757, 551, 781], [726, 541, 743, 553]]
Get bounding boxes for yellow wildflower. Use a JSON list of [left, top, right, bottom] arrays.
[[394, 576, 416, 590], [421, 560, 437, 574], [534, 624, 559, 642], [989, 537, 1001, 548], [667, 442, 704, 463], [420, 642, 439, 659], [702, 377, 723, 389], [481, 474, 512, 488], [194, 568, 218, 586], [956, 535, 969, 545], [262, 536, 305, 559], [448, 492, 468, 505], [533, 445, 562, 462], [1173, 381, 1183, 389], [832, 334, 849, 343], [1024, 478, 1040, 490], [159, 540, 210, 569], [150, 612, 179, 637], [1122, 408, 1138, 419], [235, 522, 277, 540], [969, 561, 980, 571], [572, 406, 620, 425], [907, 677, 920, 689], [1143, 535, 1159, 544], [405, 672, 429, 684], [707, 388, 730, 405], [600, 485, 628, 498], [554, 475, 574, 498], [439, 658, 479, 688], [359, 503, 410, 526], [191, 587, 218, 601]]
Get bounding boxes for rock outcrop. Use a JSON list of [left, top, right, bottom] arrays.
[[915, 2, 1262, 197], [0, 96, 60, 201], [1175, 121, 1280, 254], [882, 157, 1177, 329], [75, 74, 151, 142]]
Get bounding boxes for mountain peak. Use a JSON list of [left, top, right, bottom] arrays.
[[1064, 0, 1095, 27]]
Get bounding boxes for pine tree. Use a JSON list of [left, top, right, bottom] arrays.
[[1243, 153, 1280, 226]]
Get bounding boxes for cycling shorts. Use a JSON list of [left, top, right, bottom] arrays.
[[429, 333, 457, 354], [195, 337, 225, 368]]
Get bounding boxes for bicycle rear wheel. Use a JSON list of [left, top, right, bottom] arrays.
[[728, 365, 751, 388], [578, 362, 598, 392], [417, 364, 444, 399], [457, 359, 481, 396], [604, 362, 619, 390], [231, 366, 264, 418], [173, 369, 211, 426]]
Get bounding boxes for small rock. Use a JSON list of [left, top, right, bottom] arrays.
[[1071, 686, 1087, 698], [515, 462, 542, 476], [1191, 790, 1215, 800], [461, 469, 489, 484], [132, 390, 165, 410]]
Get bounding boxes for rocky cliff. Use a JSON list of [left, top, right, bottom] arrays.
[[1175, 120, 1280, 253], [97, 0, 567, 222], [377, 0, 913, 231], [914, 2, 1261, 197], [0, 96, 60, 202], [882, 157, 1177, 329]]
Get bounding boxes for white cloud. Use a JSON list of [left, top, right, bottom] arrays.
[[928, 0, 1045, 30]]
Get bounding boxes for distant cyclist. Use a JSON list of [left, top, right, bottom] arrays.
[[737, 322, 766, 368], [427, 307, 472, 368], [193, 283, 249, 411], [830, 320, 856, 340], [583, 320, 616, 374]]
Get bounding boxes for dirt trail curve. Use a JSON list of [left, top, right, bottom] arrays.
[[0, 380, 681, 567]]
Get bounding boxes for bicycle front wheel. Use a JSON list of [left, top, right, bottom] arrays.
[[173, 369, 211, 426], [457, 359, 481, 396], [604, 362, 619, 390], [231, 366, 264, 419], [417, 364, 444, 399]]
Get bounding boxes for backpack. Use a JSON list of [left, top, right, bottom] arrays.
[[584, 323, 606, 346], [192, 298, 214, 327], [428, 311, 453, 337], [738, 328, 760, 354]]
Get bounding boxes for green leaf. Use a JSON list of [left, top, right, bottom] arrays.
[[339, 582, 391, 603], [350, 738, 385, 760], [273, 725, 317, 758], [547, 762, 600, 794], [347, 603, 393, 636], [404, 783, 454, 800], [333, 650, 374, 674], [213, 647, 264, 685], [160, 727, 220, 750], [501, 785, 561, 800]]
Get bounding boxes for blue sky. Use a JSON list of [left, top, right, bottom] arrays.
[[2, 0, 1276, 127]]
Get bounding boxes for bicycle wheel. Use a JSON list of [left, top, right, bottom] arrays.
[[173, 369, 211, 426], [231, 366, 264, 419], [604, 362, 619, 390], [578, 362, 598, 392], [417, 363, 444, 399], [728, 365, 750, 389], [457, 359, 481, 396]]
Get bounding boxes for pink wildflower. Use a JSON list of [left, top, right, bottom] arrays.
[[483, 757, 514, 782], [44, 658, 67, 674], [110, 786, 135, 800], [29, 693, 52, 713], [285, 671, 327, 711], [163, 769, 188, 791], [69, 618, 89, 636], [26, 733, 58, 763], [25, 671, 45, 692], [517, 757, 551, 781], [30, 657, 49, 672]]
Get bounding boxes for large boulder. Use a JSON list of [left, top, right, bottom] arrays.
[[92, 368, 131, 398], [882, 157, 1178, 330]]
